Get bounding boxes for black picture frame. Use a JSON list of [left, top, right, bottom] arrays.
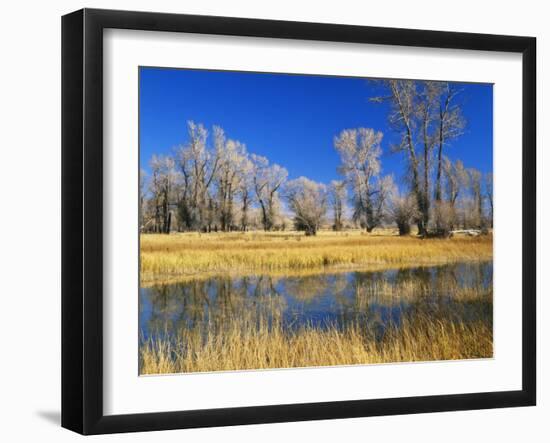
[[61, 8, 536, 435]]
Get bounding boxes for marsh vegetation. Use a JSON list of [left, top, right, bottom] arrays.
[[140, 261, 493, 374], [140, 230, 492, 285]]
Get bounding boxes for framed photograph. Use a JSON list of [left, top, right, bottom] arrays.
[[62, 8, 536, 435]]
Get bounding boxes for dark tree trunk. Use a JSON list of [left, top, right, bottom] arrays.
[[477, 194, 484, 229], [409, 161, 425, 236], [165, 212, 171, 234], [258, 200, 269, 231], [241, 195, 249, 232], [305, 227, 317, 236], [397, 221, 411, 236], [416, 220, 425, 236], [435, 133, 443, 203]]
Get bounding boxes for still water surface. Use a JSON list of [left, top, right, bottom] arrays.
[[140, 262, 492, 343]]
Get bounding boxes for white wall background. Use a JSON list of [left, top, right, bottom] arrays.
[[0, 0, 546, 441]]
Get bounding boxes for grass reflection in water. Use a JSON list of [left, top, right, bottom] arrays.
[[139, 262, 492, 374]]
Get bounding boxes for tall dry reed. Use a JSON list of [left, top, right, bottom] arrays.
[[140, 312, 492, 374]]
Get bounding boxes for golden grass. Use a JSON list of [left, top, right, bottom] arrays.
[[140, 313, 493, 375], [140, 230, 493, 285], [140, 274, 493, 374]]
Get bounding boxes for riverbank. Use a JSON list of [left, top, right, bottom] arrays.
[[140, 230, 493, 285]]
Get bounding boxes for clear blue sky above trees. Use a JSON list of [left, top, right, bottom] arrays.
[[139, 67, 493, 185]]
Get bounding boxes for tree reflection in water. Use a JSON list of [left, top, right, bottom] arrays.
[[140, 262, 492, 345]]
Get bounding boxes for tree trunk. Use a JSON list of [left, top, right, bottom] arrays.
[[241, 196, 249, 232], [165, 211, 171, 234], [435, 130, 443, 203], [423, 125, 430, 232], [416, 220, 425, 235], [397, 221, 411, 236], [409, 157, 425, 235], [305, 226, 317, 236]]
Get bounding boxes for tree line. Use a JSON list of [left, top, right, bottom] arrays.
[[141, 79, 493, 236]]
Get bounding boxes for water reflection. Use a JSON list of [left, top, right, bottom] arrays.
[[140, 262, 493, 344]]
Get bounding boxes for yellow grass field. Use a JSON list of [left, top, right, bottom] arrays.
[[140, 230, 493, 285]]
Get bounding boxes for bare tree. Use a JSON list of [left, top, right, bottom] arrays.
[[432, 201, 457, 235], [372, 80, 465, 235], [417, 81, 441, 231], [484, 172, 493, 228], [216, 138, 247, 231], [440, 157, 468, 230], [238, 156, 254, 231], [251, 154, 288, 231], [142, 111, 478, 239], [149, 155, 177, 233], [468, 168, 483, 228], [372, 80, 427, 234], [175, 121, 222, 231], [285, 177, 328, 236], [334, 127, 392, 232], [389, 191, 420, 236], [139, 169, 147, 232], [434, 84, 465, 204], [442, 157, 467, 207], [175, 143, 194, 230], [329, 180, 347, 231]]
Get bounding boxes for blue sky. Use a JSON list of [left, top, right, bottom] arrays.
[[139, 67, 493, 186]]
